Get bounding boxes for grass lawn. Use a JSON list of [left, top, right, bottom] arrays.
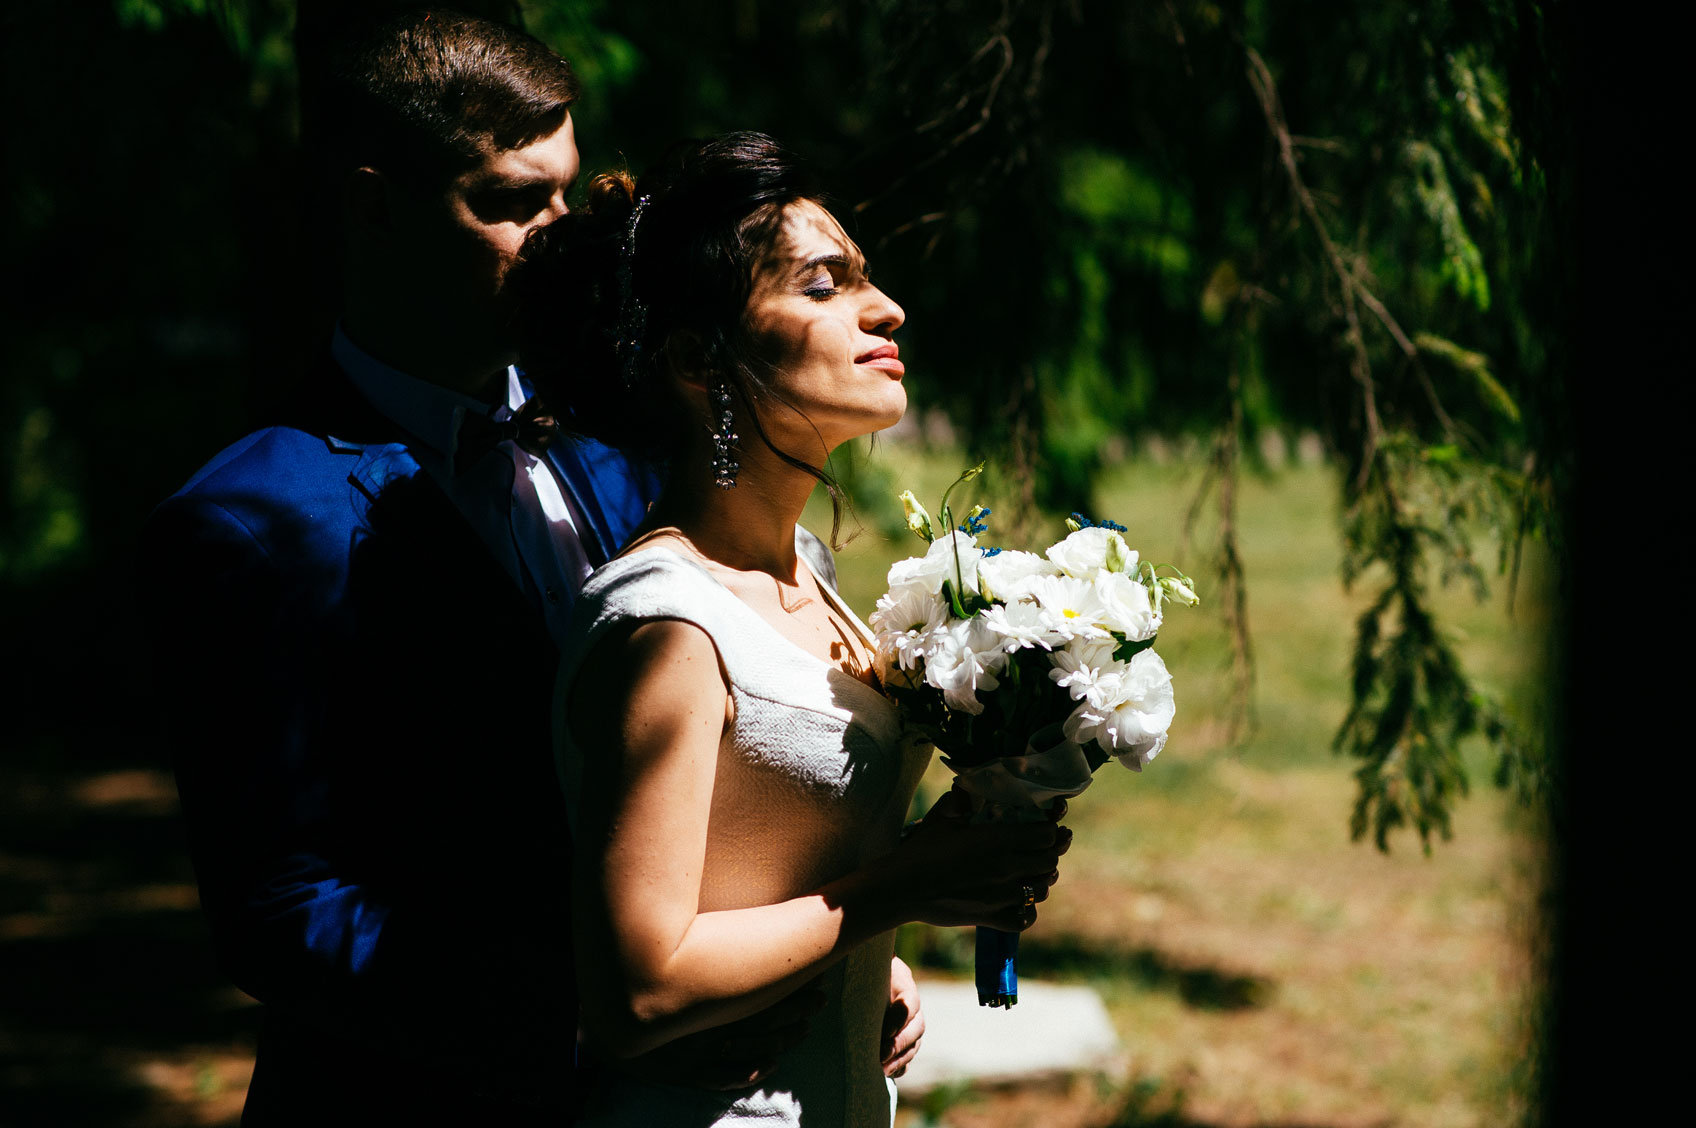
[[810, 440, 1550, 1128]]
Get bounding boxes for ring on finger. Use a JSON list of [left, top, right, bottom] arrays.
[[1021, 882, 1037, 907]]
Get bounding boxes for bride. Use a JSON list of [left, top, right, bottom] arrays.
[[514, 133, 1070, 1127]]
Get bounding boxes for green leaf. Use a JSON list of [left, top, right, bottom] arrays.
[[940, 579, 969, 621], [1112, 634, 1157, 663]]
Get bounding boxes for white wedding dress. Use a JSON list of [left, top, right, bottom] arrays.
[[555, 540, 930, 1128]]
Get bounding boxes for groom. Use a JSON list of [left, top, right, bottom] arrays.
[[142, 9, 920, 1124]]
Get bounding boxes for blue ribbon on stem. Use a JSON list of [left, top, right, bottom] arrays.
[[975, 926, 1020, 1007]]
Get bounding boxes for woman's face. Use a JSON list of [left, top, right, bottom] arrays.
[[739, 200, 907, 460]]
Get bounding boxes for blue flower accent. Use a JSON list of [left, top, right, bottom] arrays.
[[958, 507, 993, 537], [980, 546, 1003, 557], [1069, 513, 1126, 533]]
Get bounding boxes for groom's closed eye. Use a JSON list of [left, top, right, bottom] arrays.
[[465, 181, 569, 226]]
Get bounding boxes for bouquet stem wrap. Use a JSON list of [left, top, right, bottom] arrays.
[[969, 801, 1049, 1007], [975, 918, 1021, 1008], [951, 728, 1097, 1008]]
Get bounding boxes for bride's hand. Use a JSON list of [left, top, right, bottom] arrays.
[[880, 956, 924, 1078], [883, 790, 1071, 932]]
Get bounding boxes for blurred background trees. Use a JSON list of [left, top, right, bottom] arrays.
[[3, 0, 1572, 850]]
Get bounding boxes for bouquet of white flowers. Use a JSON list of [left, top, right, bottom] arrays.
[[870, 464, 1198, 1007]]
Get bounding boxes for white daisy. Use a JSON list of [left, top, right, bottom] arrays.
[[1023, 574, 1113, 642]]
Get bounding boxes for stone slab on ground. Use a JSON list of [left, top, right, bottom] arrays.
[[896, 978, 1124, 1094]]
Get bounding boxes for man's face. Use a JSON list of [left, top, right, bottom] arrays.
[[392, 112, 580, 371]]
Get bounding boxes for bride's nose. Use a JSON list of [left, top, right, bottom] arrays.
[[863, 286, 905, 336]]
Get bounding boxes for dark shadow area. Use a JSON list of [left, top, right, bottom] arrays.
[[1024, 933, 1275, 1012], [1017, 929, 1275, 1010], [0, 757, 259, 1126], [0, 1057, 158, 1128], [907, 929, 1275, 1012]]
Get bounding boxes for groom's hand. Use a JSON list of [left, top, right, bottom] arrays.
[[881, 956, 925, 1078], [629, 980, 827, 1091]]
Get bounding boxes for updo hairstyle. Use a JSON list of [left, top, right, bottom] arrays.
[[514, 132, 846, 523]]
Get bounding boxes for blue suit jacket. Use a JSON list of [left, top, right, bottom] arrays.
[[140, 365, 659, 1123]]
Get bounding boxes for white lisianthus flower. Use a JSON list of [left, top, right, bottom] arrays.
[[1093, 570, 1161, 641], [1022, 574, 1113, 642], [885, 531, 981, 599], [980, 598, 1067, 652], [1061, 649, 1175, 771], [922, 616, 1008, 714], [870, 584, 949, 673], [1048, 637, 1120, 701], [1046, 526, 1139, 579], [977, 549, 1058, 602]]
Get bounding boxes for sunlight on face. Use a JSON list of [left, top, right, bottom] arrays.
[[741, 200, 908, 462]]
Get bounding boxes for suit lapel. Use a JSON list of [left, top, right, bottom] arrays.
[[302, 358, 543, 649], [545, 438, 658, 568], [347, 440, 548, 656]]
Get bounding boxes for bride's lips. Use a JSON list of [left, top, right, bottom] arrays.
[[856, 343, 904, 376]]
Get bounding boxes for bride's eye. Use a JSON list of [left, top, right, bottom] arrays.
[[802, 273, 839, 301]]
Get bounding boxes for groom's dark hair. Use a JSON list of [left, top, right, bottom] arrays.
[[304, 8, 580, 186]]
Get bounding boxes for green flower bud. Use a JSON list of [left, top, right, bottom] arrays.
[[1160, 575, 1201, 606], [1105, 531, 1132, 574], [899, 490, 935, 543]]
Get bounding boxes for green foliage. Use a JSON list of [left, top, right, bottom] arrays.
[[1335, 508, 1475, 852], [1334, 429, 1543, 851], [1415, 332, 1521, 425], [1406, 140, 1491, 312], [2, 406, 87, 583]]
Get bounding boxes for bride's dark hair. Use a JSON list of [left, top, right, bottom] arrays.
[[513, 132, 851, 541]]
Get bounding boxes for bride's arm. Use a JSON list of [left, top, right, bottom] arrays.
[[569, 617, 1066, 1060]]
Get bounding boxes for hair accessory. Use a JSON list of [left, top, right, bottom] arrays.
[[614, 193, 652, 387], [708, 379, 740, 489]]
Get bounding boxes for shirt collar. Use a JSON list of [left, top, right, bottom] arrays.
[[332, 324, 527, 461]]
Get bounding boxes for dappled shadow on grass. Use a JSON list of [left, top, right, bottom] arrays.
[[910, 1070, 1387, 1128], [1017, 933, 1274, 1011], [0, 764, 257, 1127], [905, 928, 1274, 1012], [1100, 1076, 1384, 1128], [0, 1055, 158, 1128]]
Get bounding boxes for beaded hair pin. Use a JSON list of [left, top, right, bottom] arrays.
[[613, 193, 652, 388]]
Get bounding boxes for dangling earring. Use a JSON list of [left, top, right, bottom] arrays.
[[709, 379, 740, 489]]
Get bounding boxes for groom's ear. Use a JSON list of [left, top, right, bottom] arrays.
[[343, 166, 393, 241]]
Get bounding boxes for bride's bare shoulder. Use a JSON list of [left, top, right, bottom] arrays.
[[618, 525, 689, 554]]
